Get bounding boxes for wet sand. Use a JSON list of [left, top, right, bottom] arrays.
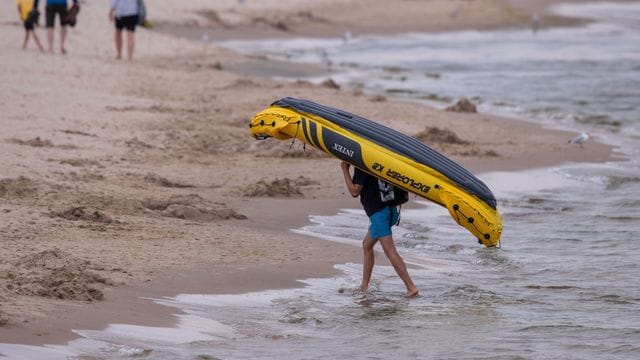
[[0, 0, 617, 345]]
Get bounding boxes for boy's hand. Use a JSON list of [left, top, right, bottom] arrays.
[[26, 9, 40, 24], [341, 162, 351, 172]]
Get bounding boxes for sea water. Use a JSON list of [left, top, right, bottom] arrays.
[[2, 2, 639, 359]]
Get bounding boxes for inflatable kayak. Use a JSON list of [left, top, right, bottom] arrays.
[[250, 97, 503, 246]]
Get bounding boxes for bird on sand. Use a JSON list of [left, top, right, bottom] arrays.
[[569, 132, 590, 148]]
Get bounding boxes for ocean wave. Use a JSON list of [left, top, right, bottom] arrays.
[[605, 175, 640, 190], [401, 232, 429, 241], [574, 114, 622, 127], [525, 284, 579, 290], [592, 294, 638, 305], [435, 285, 528, 305], [594, 215, 640, 222], [516, 324, 591, 332], [475, 248, 518, 269]]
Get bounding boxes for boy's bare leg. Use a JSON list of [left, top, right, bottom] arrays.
[[126, 30, 135, 60], [47, 28, 54, 52], [60, 26, 67, 54], [115, 29, 123, 59], [378, 236, 419, 297], [360, 232, 375, 292], [22, 31, 29, 49], [32, 31, 45, 52]]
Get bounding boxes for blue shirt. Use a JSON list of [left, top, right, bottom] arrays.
[[110, 0, 138, 17]]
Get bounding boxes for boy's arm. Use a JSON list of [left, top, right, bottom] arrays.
[[109, 0, 117, 21], [341, 162, 363, 198]]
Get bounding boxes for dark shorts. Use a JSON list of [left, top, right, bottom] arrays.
[[115, 15, 139, 32], [46, 4, 68, 28], [23, 21, 35, 31]]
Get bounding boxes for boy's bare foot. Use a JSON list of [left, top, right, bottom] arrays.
[[61, 47, 67, 54], [404, 288, 419, 298]]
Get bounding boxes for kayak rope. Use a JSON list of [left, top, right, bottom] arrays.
[[249, 119, 277, 128], [441, 186, 497, 244], [288, 120, 301, 151], [452, 204, 484, 236], [249, 118, 280, 140]]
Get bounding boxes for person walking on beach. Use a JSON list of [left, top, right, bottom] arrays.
[[34, 0, 78, 54], [340, 162, 419, 298], [16, 0, 45, 52], [109, 0, 140, 61]]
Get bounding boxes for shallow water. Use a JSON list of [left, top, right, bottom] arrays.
[[2, 2, 640, 359], [219, 1, 640, 139], [3, 164, 638, 359]]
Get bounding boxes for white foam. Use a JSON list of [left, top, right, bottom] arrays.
[[552, 1, 640, 23], [478, 168, 582, 197], [0, 344, 78, 360], [74, 314, 232, 345]]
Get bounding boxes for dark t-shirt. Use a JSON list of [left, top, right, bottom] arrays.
[[353, 168, 397, 216]]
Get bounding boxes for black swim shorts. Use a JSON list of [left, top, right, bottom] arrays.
[[46, 4, 68, 28], [115, 15, 139, 32], [23, 21, 35, 31]]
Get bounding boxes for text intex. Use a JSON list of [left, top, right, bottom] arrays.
[[333, 143, 354, 158]]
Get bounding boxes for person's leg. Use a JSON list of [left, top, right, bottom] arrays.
[[126, 30, 135, 60], [360, 232, 376, 292], [32, 31, 45, 52], [378, 235, 419, 297], [59, 6, 68, 54], [114, 29, 123, 59], [22, 30, 29, 49], [47, 28, 54, 52], [45, 5, 55, 52], [59, 25, 67, 54]]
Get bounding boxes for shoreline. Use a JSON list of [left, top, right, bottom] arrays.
[[0, 0, 624, 348], [152, 0, 596, 42]]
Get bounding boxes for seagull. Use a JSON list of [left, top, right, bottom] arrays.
[[568, 132, 590, 148], [532, 13, 540, 34], [341, 30, 353, 43]]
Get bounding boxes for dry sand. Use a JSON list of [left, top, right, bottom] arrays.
[[0, 0, 618, 345]]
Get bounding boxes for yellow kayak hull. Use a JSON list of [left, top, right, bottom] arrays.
[[250, 98, 503, 246]]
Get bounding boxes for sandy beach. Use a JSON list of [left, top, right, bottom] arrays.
[[0, 0, 618, 345]]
